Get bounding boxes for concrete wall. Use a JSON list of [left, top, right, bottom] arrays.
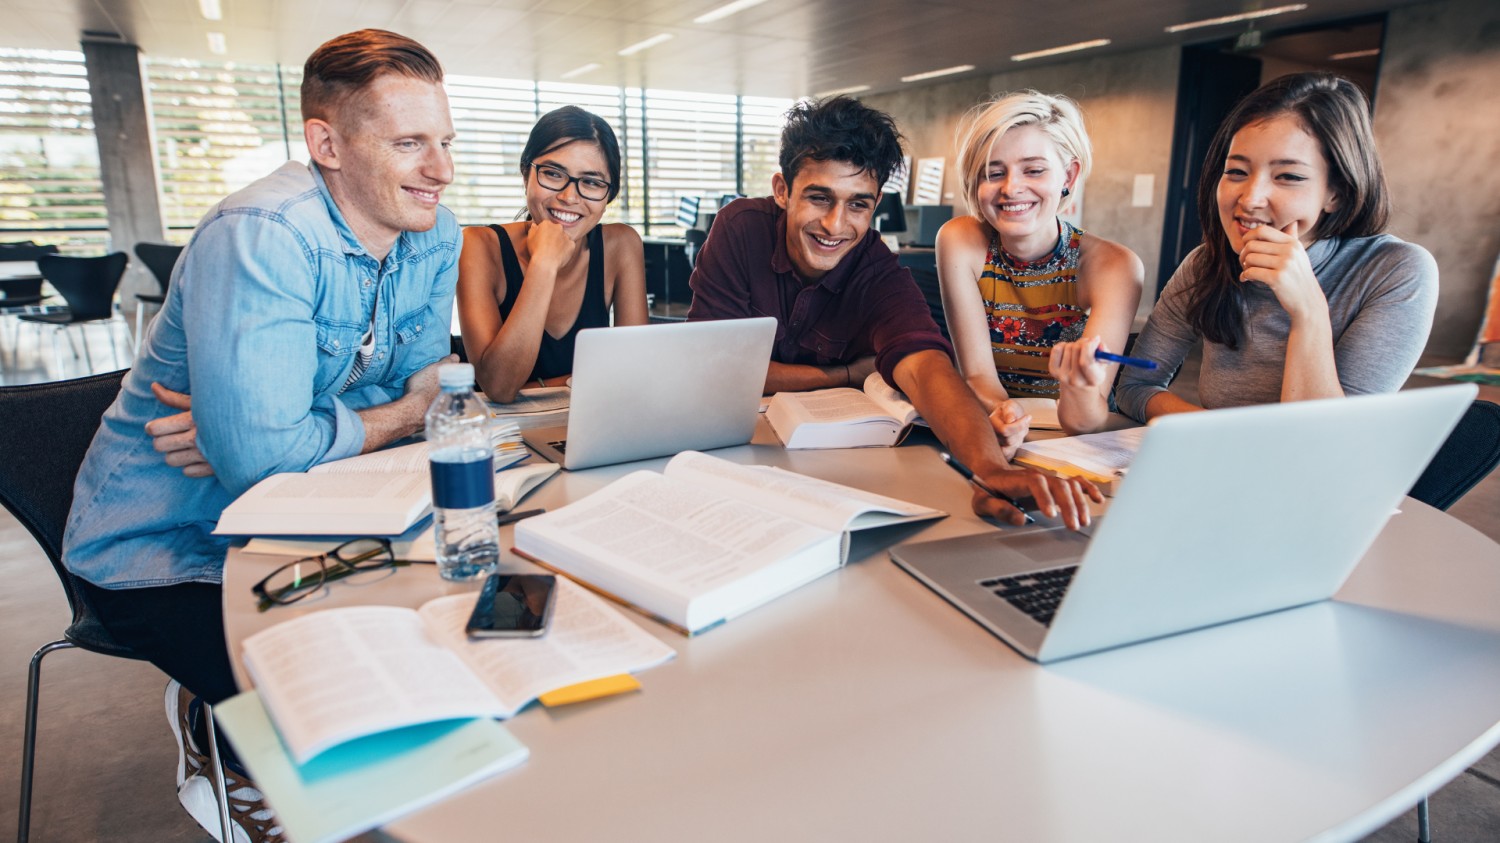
[[1373, 0, 1500, 360], [864, 46, 1180, 314]]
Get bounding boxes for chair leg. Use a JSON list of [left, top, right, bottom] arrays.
[[133, 301, 144, 356], [1418, 795, 1431, 842], [19, 639, 77, 843], [78, 325, 96, 372], [202, 704, 236, 843]]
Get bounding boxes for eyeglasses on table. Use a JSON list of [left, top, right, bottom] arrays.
[[252, 537, 411, 612]]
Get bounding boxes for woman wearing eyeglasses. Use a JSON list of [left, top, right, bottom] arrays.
[[458, 105, 648, 402]]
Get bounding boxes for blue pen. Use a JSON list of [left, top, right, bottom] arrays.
[[940, 452, 1035, 524], [1094, 349, 1158, 370]]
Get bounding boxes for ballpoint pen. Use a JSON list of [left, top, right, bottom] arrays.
[[1094, 349, 1158, 370], [496, 508, 545, 526], [939, 452, 1035, 524]]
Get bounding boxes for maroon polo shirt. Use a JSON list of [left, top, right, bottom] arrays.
[[685, 196, 952, 387]]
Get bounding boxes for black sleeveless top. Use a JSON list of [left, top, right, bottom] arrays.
[[490, 223, 609, 382]]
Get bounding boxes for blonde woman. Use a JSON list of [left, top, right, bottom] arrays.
[[937, 91, 1142, 436]]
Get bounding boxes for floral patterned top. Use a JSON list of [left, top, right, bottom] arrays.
[[978, 220, 1087, 398]]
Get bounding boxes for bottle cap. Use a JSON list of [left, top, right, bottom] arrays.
[[438, 362, 475, 389]]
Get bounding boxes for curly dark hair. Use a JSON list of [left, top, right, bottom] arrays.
[[778, 96, 906, 189], [1186, 72, 1389, 349]]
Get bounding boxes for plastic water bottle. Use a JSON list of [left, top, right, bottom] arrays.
[[425, 363, 500, 581]]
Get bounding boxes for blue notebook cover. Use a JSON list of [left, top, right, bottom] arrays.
[[214, 691, 528, 843]]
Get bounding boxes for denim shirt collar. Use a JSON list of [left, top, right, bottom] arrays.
[[309, 162, 409, 267]]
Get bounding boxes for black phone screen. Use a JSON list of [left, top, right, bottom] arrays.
[[467, 574, 557, 636]]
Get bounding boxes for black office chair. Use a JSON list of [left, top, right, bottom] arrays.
[[132, 242, 183, 352], [20, 252, 129, 372], [0, 243, 60, 362], [1408, 399, 1500, 511], [0, 371, 232, 843], [683, 228, 707, 269]]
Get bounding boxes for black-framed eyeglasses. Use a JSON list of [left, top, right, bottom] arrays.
[[252, 538, 409, 612], [530, 163, 612, 201]]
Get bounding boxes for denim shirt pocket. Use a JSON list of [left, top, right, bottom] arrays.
[[392, 307, 430, 346], [313, 316, 363, 394]]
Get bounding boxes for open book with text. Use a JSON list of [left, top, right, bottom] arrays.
[[215, 433, 536, 536], [1013, 425, 1147, 495], [513, 450, 945, 634], [766, 373, 927, 449], [240, 576, 675, 765]]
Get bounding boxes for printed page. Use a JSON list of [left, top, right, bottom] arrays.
[[1011, 397, 1061, 431], [663, 451, 942, 533], [241, 607, 504, 764], [861, 372, 921, 426], [1015, 425, 1148, 479], [309, 440, 431, 475], [416, 578, 675, 714], [516, 469, 835, 625], [214, 472, 431, 536], [774, 388, 889, 423]]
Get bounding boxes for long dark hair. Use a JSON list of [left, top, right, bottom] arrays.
[[1185, 72, 1389, 349], [519, 106, 622, 204]]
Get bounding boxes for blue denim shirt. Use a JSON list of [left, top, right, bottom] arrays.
[[64, 161, 459, 588]]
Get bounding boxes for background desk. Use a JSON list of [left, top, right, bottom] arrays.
[[223, 438, 1500, 843]]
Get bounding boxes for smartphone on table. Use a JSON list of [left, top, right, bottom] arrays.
[[465, 573, 558, 638]]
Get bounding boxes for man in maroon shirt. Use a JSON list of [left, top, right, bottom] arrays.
[[687, 97, 1097, 528]]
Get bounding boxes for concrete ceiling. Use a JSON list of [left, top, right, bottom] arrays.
[[1, 0, 1423, 97]]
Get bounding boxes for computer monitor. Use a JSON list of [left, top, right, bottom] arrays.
[[898, 205, 953, 248], [676, 196, 702, 230], [874, 191, 906, 234]]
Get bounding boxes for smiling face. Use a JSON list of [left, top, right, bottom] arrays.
[[1216, 113, 1339, 252], [772, 159, 880, 283], [976, 124, 1079, 259], [524, 140, 609, 236], [318, 73, 454, 258]]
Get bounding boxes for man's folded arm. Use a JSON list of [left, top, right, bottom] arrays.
[[183, 214, 366, 496]]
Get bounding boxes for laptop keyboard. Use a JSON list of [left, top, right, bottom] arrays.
[[980, 566, 1078, 627]]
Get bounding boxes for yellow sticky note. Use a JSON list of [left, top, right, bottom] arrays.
[[538, 674, 641, 707]]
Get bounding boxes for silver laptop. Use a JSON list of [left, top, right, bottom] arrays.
[[522, 318, 775, 470], [890, 385, 1477, 663]]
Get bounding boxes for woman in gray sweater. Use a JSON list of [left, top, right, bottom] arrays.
[[1107, 72, 1437, 422]]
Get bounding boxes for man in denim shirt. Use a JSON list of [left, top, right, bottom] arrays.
[[62, 30, 456, 840]]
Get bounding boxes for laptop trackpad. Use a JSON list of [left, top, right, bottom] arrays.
[[1004, 528, 1091, 566]]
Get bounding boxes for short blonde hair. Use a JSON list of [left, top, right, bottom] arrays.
[[955, 91, 1092, 217]]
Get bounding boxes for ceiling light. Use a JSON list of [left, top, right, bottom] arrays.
[[560, 62, 602, 80], [694, 0, 770, 24], [814, 84, 871, 97], [198, 0, 223, 21], [1329, 48, 1380, 60], [618, 33, 674, 56], [1011, 39, 1111, 62], [206, 32, 227, 55], [1165, 4, 1308, 33], [900, 65, 975, 83]]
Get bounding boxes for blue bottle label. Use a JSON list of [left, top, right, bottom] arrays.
[[430, 454, 494, 509]]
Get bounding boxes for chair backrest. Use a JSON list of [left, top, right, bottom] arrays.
[[133, 242, 184, 293], [0, 370, 126, 566], [0, 370, 127, 642], [1408, 399, 1500, 510], [0, 241, 59, 263], [37, 252, 128, 321]]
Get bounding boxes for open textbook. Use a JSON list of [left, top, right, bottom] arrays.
[[513, 450, 945, 634], [240, 576, 675, 765], [486, 385, 570, 431], [1013, 425, 1147, 495], [766, 373, 927, 448], [215, 430, 536, 536]]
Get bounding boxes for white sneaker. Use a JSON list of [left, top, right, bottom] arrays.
[[164, 680, 284, 842]]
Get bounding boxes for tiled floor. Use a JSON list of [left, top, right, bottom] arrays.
[[1, 327, 1496, 842]]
